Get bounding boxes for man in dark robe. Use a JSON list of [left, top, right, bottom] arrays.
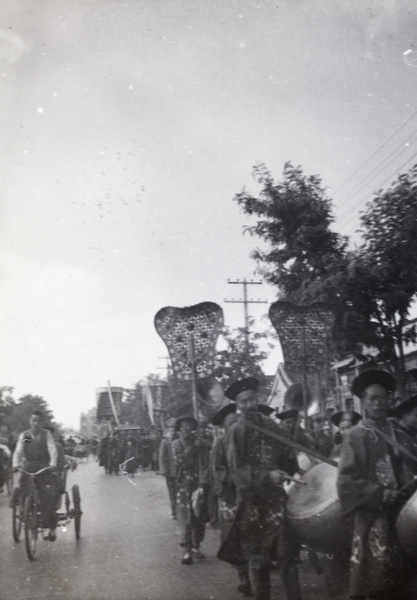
[[211, 403, 253, 595], [219, 377, 301, 600], [337, 370, 417, 600]]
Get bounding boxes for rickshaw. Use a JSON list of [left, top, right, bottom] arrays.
[[11, 461, 82, 560]]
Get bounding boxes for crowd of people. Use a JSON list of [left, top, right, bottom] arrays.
[[97, 426, 160, 475], [4, 368, 417, 600], [154, 371, 417, 600]]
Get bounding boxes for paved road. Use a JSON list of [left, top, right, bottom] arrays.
[[0, 460, 327, 600]]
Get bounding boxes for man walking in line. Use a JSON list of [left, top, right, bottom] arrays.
[[337, 370, 417, 600], [219, 377, 302, 600], [159, 417, 178, 519]]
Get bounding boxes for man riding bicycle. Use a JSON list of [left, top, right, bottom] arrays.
[[12, 410, 59, 541]]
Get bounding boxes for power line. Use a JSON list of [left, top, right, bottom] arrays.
[[336, 129, 417, 224], [332, 108, 417, 197], [339, 149, 417, 237]]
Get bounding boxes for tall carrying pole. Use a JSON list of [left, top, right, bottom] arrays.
[[189, 335, 199, 423], [107, 381, 120, 427], [300, 319, 309, 425]]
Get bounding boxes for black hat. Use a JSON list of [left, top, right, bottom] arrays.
[[225, 377, 259, 401], [211, 403, 237, 426], [351, 369, 395, 398], [331, 410, 362, 428], [257, 404, 274, 416], [276, 408, 299, 420], [175, 414, 198, 430], [389, 395, 417, 418]]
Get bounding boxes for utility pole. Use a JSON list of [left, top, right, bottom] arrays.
[[225, 278, 268, 353]]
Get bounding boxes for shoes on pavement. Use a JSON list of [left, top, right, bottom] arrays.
[[192, 548, 205, 559], [181, 552, 193, 565], [45, 534, 56, 542], [237, 584, 253, 597], [238, 574, 253, 597]]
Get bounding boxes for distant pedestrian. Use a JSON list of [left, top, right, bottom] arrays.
[[159, 418, 178, 519]]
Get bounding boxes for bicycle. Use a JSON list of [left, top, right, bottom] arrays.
[[11, 465, 82, 560], [15, 466, 53, 560]]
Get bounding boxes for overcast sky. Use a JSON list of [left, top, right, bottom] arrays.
[[1, 0, 417, 428]]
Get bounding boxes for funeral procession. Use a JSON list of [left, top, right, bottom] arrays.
[[2, 2, 417, 600]]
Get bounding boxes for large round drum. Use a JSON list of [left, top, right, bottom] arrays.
[[286, 462, 352, 554], [396, 489, 417, 565]]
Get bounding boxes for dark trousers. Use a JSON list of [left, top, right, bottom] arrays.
[[180, 512, 205, 551], [20, 471, 58, 529]]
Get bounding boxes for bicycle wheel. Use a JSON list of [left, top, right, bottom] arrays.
[[12, 487, 22, 542], [24, 495, 38, 560], [72, 485, 82, 540]]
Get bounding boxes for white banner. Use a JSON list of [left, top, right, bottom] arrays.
[[141, 380, 154, 425]]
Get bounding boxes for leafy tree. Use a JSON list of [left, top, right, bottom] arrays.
[[6, 394, 55, 434], [212, 320, 273, 394], [349, 167, 417, 391], [234, 162, 348, 302], [233, 162, 417, 393]]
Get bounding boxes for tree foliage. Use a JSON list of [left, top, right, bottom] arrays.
[[350, 167, 417, 388], [234, 162, 417, 391], [0, 389, 57, 436], [234, 162, 348, 301], [212, 319, 273, 393]]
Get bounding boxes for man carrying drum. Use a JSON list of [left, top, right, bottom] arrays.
[[218, 377, 302, 600], [337, 370, 417, 600]]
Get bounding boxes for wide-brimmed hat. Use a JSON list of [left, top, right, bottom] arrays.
[[389, 395, 417, 418], [225, 377, 259, 401], [275, 408, 299, 420], [257, 404, 274, 416], [175, 414, 198, 430], [211, 403, 237, 426], [331, 410, 362, 428], [351, 369, 395, 398]]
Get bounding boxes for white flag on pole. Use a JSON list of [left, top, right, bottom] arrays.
[[141, 381, 154, 425]]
